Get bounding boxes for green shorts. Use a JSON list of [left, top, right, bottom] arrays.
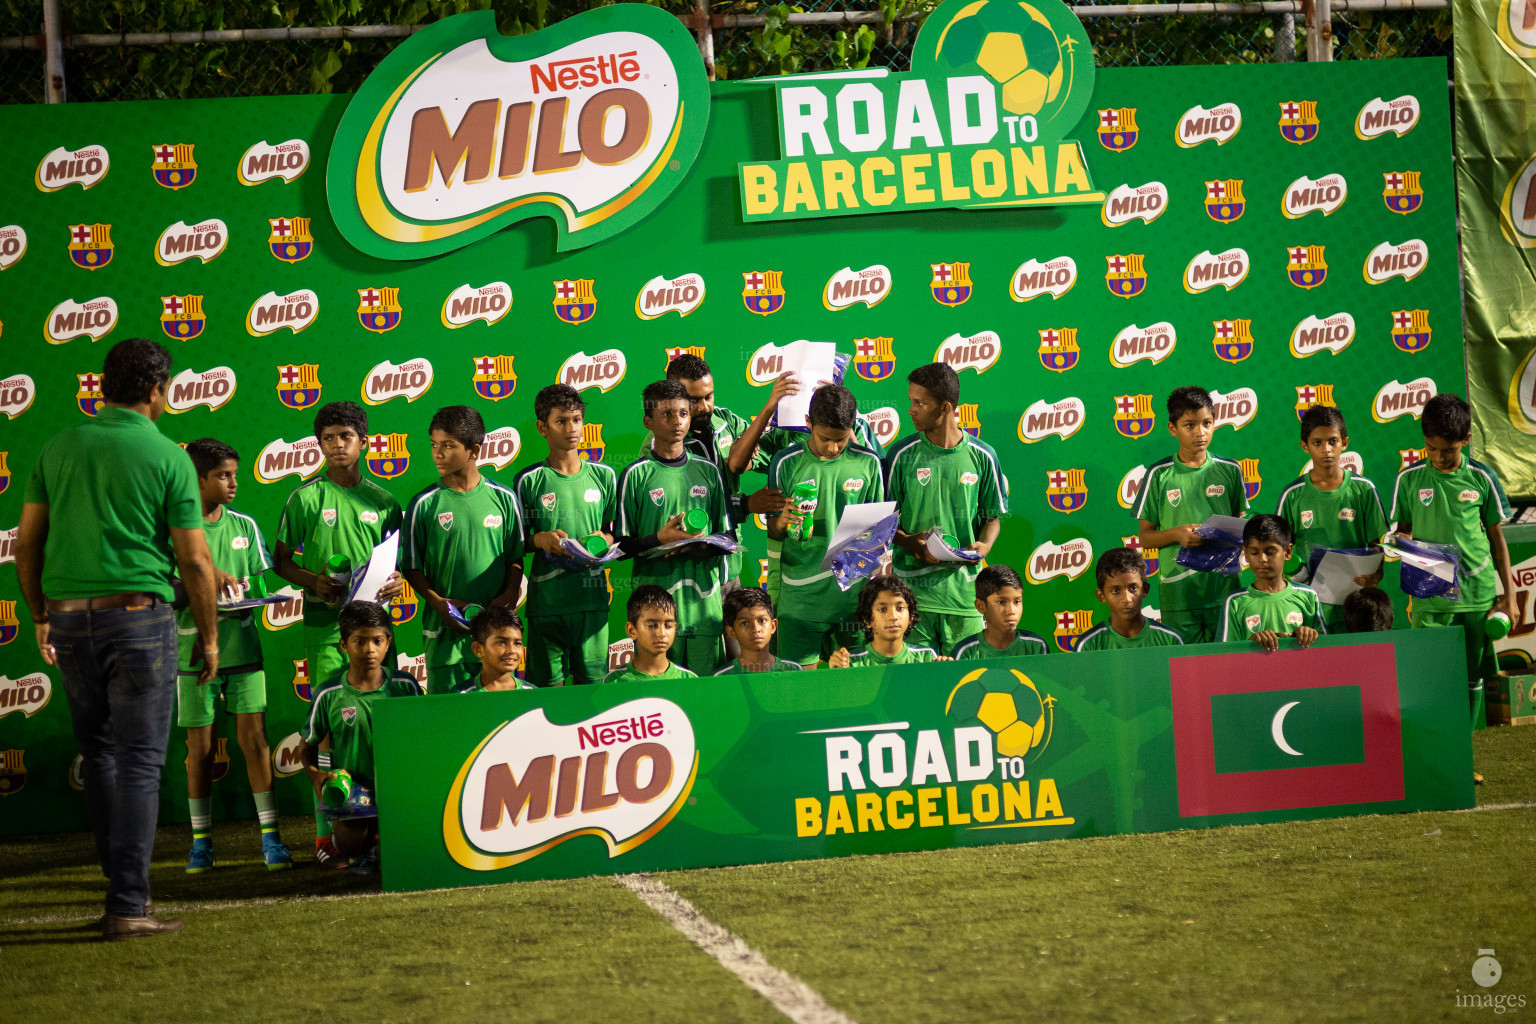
[[1408, 605, 1500, 683], [908, 611, 983, 655], [1161, 606, 1221, 645], [524, 612, 610, 686], [177, 669, 266, 728], [777, 614, 865, 666], [674, 633, 723, 677], [426, 662, 478, 695], [305, 626, 346, 689]]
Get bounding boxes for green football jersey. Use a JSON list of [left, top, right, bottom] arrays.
[[766, 441, 885, 618], [712, 658, 805, 675], [1132, 453, 1250, 612], [951, 629, 1049, 660], [602, 661, 699, 684], [177, 508, 272, 674], [1274, 471, 1389, 589], [1219, 582, 1327, 642], [884, 433, 1007, 614], [617, 451, 730, 635], [301, 671, 421, 782], [846, 643, 939, 667], [1391, 457, 1512, 613], [1076, 620, 1185, 651], [401, 478, 524, 668], [513, 459, 618, 618], [276, 476, 402, 627], [456, 679, 529, 692]]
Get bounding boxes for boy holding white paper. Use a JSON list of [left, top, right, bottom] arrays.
[[766, 384, 885, 666]]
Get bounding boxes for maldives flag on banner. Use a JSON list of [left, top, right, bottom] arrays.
[[1170, 644, 1405, 817]]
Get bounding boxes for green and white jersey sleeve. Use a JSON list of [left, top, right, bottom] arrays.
[[1219, 583, 1327, 642], [950, 629, 1049, 659], [1077, 620, 1185, 651], [513, 459, 618, 618], [1132, 452, 1249, 611], [766, 442, 885, 618], [277, 476, 403, 627], [1390, 457, 1512, 612], [1274, 471, 1389, 576], [884, 433, 1007, 615], [301, 671, 421, 781], [401, 478, 525, 667], [177, 508, 272, 674], [617, 452, 730, 636]]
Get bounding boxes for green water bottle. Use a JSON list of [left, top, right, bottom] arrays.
[[321, 769, 353, 809], [788, 479, 819, 540], [1486, 610, 1512, 641], [682, 507, 709, 534], [324, 554, 351, 603]]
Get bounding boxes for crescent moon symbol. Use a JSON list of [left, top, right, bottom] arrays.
[[1271, 701, 1303, 756]]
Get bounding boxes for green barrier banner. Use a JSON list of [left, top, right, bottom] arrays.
[[374, 631, 1473, 891], [1452, 0, 1536, 498]]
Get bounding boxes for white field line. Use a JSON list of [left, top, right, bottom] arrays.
[[615, 872, 859, 1024]]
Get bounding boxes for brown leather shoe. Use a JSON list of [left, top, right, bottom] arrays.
[[91, 897, 153, 930], [102, 913, 182, 940]]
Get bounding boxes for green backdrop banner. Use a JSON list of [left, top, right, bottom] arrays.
[[374, 631, 1473, 891], [0, 52, 1462, 835], [1453, 0, 1536, 499]]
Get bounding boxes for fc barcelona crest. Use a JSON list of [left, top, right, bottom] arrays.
[[67, 223, 113, 270], [269, 217, 312, 263], [276, 363, 322, 409], [577, 423, 606, 463], [853, 337, 896, 382], [1391, 309, 1432, 354], [1204, 179, 1246, 223], [1038, 328, 1079, 373], [1046, 469, 1087, 514], [1239, 458, 1262, 502], [0, 451, 10, 495], [957, 403, 981, 438], [151, 143, 198, 190], [0, 599, 18, 645], [76, 372, 104, 417], [1105, 254, 1147, 298], [1294, 383, 1337, 421], [365, 432, 410, 480], [1113, 394, 1156, 439], [1278, 100, 1320, 144], [0, 749, 27, 797], [357, 287, 402, 334], [1097, 108, 1139, 151], [930, 263, 973, 306], [1123, 535, 1157, 578], [292, 659, 312, 702], [1053, 609, 1094, 653], [1382, 171, 1423, 215], [553, 279, 597, 324], [472, 355, 517, 402], [1212, 319, 1253, 363], [390, 580, 419, 625], [664, 346, 706, 374], [159, 294, 205, 341], [1287, 245, 1328, 289], [741, 270, 785, 316]]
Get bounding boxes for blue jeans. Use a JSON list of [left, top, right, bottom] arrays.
[[49, 603, 177, 918]]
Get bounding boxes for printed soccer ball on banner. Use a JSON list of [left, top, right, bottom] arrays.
[[932, 1, 1067, 117], [945, 668, 1054, 759]]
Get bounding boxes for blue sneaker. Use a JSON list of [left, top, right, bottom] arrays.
[[185, 838, 214, 874], [261, 834, 293, 871]]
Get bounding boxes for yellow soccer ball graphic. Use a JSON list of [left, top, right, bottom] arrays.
[[945, 668, 1051, 758], [933, 1, 1066, 117]]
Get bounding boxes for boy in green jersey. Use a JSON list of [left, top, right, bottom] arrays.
[[513, 385, 618, 686], [1077, 547, 1185, 652], [459, 605, 525, 692], [830, 576, 948, 668], [885, 363, 1005, 654], [1390, 394, 1514, 726], [1274, 406, 1389, 631], [603, 586, 699, 683], [176, 440, 291, 873], [401, 405, 525, 695], [1133, 386, 1250, 643], [299, 603, 420, 871], [951, 565, 1049, 659], [617, 381, 730, 676], [714, 587, 803, 675], [766, 384, 885, 666], [1219, 516, 1325, 650], [273, 401, 403, 864]]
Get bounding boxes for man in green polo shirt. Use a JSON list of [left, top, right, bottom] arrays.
[[15, 338, 220, 940]]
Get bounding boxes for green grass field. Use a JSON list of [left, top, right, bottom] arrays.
[[4, 727, 1533, 1024]]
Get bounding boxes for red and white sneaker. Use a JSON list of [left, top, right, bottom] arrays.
[[314, 836, 347, 869]]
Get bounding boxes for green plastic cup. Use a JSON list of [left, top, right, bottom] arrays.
[[583, 533, 609, 556], [321, 769, 353, 809], [682, 508, 709, 534]]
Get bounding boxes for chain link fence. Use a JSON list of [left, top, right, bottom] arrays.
[[0, 2, 1453, 105]]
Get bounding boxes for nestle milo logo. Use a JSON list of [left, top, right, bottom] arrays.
[[327, 7, 709, 260]]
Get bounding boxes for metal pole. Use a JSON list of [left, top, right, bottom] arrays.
[[695, 0, 716, 80], [1306, 0, 1334, 61], [42, 0, 64, 103], [1275, 12, 1296, 61]]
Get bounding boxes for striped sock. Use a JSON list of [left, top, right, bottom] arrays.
[[253, 790, 279, 837], [189, 796, 212, 841]]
